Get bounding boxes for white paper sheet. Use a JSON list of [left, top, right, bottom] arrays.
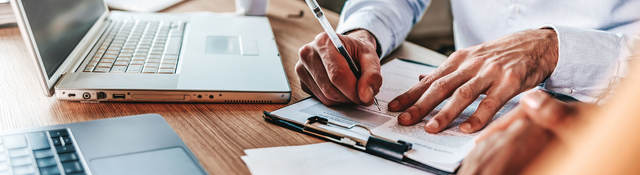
[[242, 142, 431, 175]]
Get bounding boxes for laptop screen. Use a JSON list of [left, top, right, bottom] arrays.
[[21, 0, 106, 78]]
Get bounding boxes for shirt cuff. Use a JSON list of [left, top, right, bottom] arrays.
[[543, 25, 625, 103], [337, 9, 395, 58]]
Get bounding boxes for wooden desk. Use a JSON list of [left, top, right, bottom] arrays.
[[0, 0, 446, 174]]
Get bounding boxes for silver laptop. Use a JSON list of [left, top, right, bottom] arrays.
[[10, 0, 291, 103], [0, 114, 207, 175]]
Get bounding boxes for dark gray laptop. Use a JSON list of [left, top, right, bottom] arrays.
[[0, 114, 207, 175]]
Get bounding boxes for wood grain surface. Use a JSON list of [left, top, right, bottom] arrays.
[[0, 0, 446, 174]]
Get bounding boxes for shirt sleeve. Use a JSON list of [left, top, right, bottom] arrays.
[[544, 25, 640, 103], [336, 0, 430, 58]]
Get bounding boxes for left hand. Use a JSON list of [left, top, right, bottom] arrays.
[[459, 90, 594, 175], [388, 29, 559, 134]]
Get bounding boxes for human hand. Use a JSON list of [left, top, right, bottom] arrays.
[[388, 29, 559, 133], [296, 29, 382, 106], [460, 90, 593, 175], [477, 90, 594, 142], [459, 118, 552, 175]]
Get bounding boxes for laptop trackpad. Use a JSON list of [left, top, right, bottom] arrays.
[[90, 147, 205, 175]]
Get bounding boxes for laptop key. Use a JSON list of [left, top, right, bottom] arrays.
[[61, 136, 72, 145], [3, 135, 27, 149], [27, 132, 50, 150], [58, 152, 78, 162], [126, 65, 143, 73], [13, 164, 35, 175], [50, 137, 61, 146], [93, 67, 111, 72], [62, 161, 83, 174], [49, 130, 68, 137], [33, 149, 54, 159], [10, 156, 32, 166], [158, 69, 174, 74], [9, 148, 30, 158], [55, 145, 75, 154], [36, 157, 57, 168], [39, 166, 61, 175]]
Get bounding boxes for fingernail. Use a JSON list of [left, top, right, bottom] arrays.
[[389, 100, 399, 109], [522, 90, 546, 109], [460, 122, 472, 132], [360, 86, 374, 103], [398, 112, 412, 125], [426, 119, 439, 130]]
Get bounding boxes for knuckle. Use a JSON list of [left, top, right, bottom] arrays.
[[328, 67, 348, 85], [436, 111, 454, 121], [456, 85, 477, 100], [409, 105, 425, 117], [298, 45, 315, 62], [295, 62, 306, 75], [314, 32, 329, 41], [430, 79, 449, 91], [480, 97, 500, 112], [503, 71, 523, 86]]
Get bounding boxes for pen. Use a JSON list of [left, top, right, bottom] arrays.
[[304, 0, 381, 111]]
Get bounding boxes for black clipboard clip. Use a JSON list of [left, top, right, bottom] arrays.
[[263, 111, 453, 175], [303, 116, 413, 161]]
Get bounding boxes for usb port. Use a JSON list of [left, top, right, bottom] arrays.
[[68, 93, 76, 97], [112, 94, 126, 99]]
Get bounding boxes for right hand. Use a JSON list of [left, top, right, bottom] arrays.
[[296, 29, 382, 106]]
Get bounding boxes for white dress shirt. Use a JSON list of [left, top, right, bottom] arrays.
[[336, 0, 640, 103]]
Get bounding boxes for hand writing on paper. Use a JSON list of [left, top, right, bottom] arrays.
[[296, 29, 382, 106], [387, 29, 559, 134]]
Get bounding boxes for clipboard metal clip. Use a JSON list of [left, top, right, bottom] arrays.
[[303, 116, 413, 161]]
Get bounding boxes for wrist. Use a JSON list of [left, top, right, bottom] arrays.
[[345, 29, 379, 54], [539, 28, 559, 77]]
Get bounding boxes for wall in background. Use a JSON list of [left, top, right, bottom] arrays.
[[317, 0, 455, 55]]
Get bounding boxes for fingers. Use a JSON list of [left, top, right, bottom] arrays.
[[475, 105, 526, 143], [398, 71, 473, 127], [388, 64, 457, 112], [520, 90, 572, 128], [353, 49, 382, 105], [425, 77, 492, 133], [295, 62, 337, 105], [299, 44, 351, 103], [460, 81, 520, 133]]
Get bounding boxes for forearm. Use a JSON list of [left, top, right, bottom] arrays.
[[336, 0, 430, 58]]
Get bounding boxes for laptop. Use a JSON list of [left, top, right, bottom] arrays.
[[0, 114, 207, 175], [10, 0, 291, 103]]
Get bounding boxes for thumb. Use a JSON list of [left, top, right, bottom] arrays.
[[339, 34, 381, 105], [520, 90, 576, 135]]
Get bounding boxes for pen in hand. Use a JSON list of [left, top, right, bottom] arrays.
[[303, 0, 381, 111]]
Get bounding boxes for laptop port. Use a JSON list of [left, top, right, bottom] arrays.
[[97, 92, 106, 99], [112, 94, 126, 99], [82, 92, 91, 99], [68, 93, 76, 97]]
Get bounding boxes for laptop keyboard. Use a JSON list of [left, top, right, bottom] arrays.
[[0, 129, 84, 175], [82, 19, 185, 74]]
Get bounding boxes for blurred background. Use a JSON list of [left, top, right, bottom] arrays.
[[318, 0, 455, 55]]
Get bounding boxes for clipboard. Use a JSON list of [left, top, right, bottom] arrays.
[[263, 108, 454, 175]]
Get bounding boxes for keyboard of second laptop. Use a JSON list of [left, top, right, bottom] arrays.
[[83, 19, 185, 74], [0, 129, 84, 175]]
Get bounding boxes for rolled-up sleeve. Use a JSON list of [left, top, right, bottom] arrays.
[[336, 0, 430, 57], [544, 25, 640, 103]]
